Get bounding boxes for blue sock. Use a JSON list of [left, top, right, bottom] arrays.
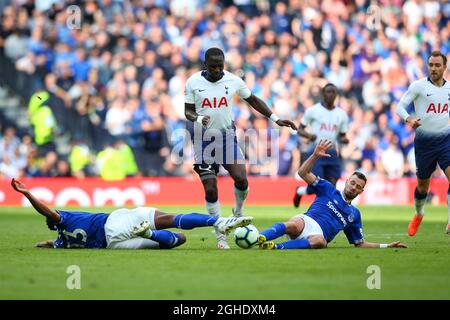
[[150, 230, 181, 248], [261, 223, 286, 241], [173, 213, 218, 230], [306, 185, 315, 195], [275, 239, 311, 249]]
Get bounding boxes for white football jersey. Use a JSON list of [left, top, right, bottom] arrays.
[[185, 70, 251, 130], [300, 103, 349, 145], [397, 77, 450, 138]]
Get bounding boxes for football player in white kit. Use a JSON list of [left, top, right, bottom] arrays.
[[185, 47, 297, 249], [293, 83, 349, 208], [396, 51, 450, 236]]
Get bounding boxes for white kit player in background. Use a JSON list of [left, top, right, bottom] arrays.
[[293, 83, 349, 208], [396, 50, 450, 236], [185, 47, 297, 249]]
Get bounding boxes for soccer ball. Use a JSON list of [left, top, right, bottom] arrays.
[[233, 224, 259, 249]]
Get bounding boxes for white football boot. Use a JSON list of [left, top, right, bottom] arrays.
[[132, 220, 152, 238], [215, 216, 254, 235]]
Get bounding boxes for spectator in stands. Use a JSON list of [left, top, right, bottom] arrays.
[[0, 0, 447, 180]]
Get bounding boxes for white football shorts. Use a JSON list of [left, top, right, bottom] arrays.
[[288, 214, 324, 240], [104, 207, 158, 249]]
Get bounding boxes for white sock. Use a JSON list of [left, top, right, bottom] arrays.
[[415, 197, 426, 217], [234, 186, 249, 216], [145, 229, 153, 238], [297, 186, 308, 196], [206, 200, 223, 239]]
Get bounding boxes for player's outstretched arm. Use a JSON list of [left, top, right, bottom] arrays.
[[244, 95, 297, 130], [11, 178, 61, 223], [35, 240, 55, 248], [297, 124, 317, 141], [185, 103, 210, 127], [298, 139, 333, 184], [355, 240, 408, 249]]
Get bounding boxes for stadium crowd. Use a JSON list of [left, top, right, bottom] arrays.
[[0, 0, 449, 180]]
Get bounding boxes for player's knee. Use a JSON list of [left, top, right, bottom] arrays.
[[310, 237, 327, 249], [285, 220, 304, 238]]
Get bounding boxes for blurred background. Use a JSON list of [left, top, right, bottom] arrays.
[[0, 0, 449, 182]]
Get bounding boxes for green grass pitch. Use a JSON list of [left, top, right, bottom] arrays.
[[0, 205, 448, 300]]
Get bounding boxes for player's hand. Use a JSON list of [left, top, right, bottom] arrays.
[[309, 134, 317, 142], [388, 241, 408, 248], [313, 139, 333, 158], [339, 136, 349, 144], [275, 119, 297, 131], [10, 178, 29, 194], [406, 116, 421, 129], [201, 116, 211, 128]]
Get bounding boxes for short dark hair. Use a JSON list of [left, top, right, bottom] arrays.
[[428, 51, 447, 65], [322, 83, 337, 93], [205, 47, 224, 61], [351, 171, 367, 184]]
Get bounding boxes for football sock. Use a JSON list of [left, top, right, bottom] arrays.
[[206, 200, 223, 239], [173, 213, 218, 229], [261, 223, 286, 241], [296, 185, 314, 196], [414, 187, 427, 216], [234, 185, 249, 215], [150, 230, 181, 248], [206, 200, 221, 217], [275, 239, 311, 249]]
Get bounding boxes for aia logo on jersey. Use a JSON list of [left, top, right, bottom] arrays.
[[201, 97, 228, 108], [319, 123, 337, 131], [426, 103, 448, 113]]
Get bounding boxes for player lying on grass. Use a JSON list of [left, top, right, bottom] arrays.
[[258, 140, 408, 250], [10, 178, 253, 249]]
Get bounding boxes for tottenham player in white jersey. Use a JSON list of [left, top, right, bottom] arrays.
[[293, 83, 349, 208], [396, 51, 450, 236], [185, 47, 297, 249]]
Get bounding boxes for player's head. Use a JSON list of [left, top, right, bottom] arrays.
[[203, 47, 225, 82], [427, 51, 447, 82], [322, 83, 337, 106], [343, 171, 367, 200]]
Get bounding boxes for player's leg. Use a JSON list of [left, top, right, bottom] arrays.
[[408, 177, 431, 236], [443, 166, 450, 234], [222, 163, 249, 217], [152, 211, 253, 235], [408, 145, 437, 236], [436, 135, 450, 233], [193, 163, 229, 248], [260, 215, 325, 249], [108, 233, 186, 249]]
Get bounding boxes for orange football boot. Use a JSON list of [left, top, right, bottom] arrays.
[[408, 214, 423, 236]]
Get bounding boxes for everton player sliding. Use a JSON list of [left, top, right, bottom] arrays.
[[258, 140, 407, 250], [185, 47, 297, 249], [396, 50, 450, 236], [10, 178, 253, 249]]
